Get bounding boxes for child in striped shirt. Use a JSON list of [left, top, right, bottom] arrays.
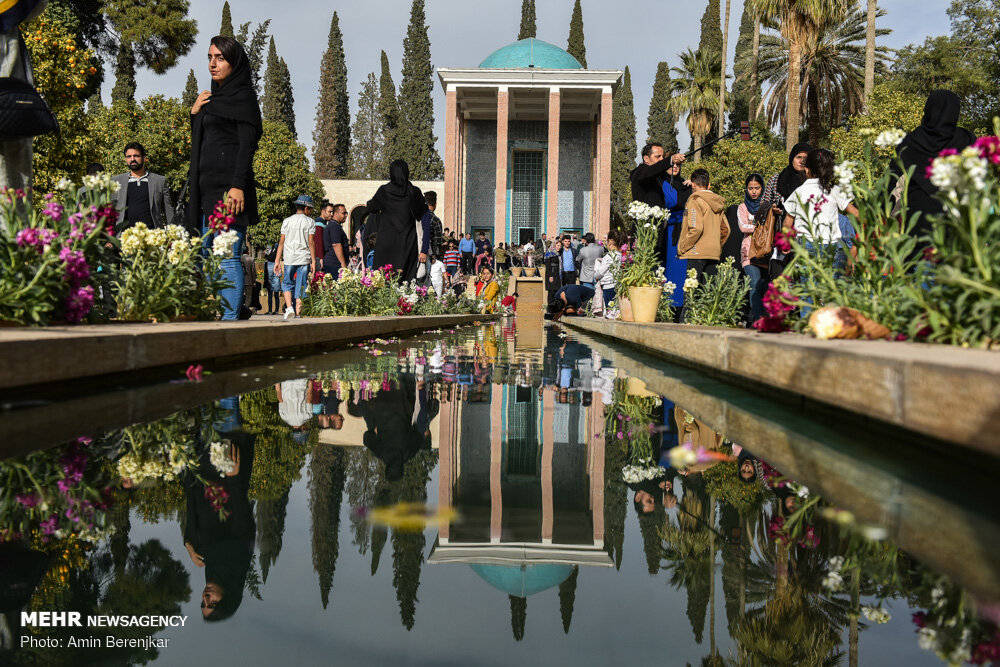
[[443, 240, 461, 277]]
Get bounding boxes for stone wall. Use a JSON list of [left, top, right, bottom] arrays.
[[321, 179, 446, 234], [557, 121, 593, 234], [464, 120, 497, 234]]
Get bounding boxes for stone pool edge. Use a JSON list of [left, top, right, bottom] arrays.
[[560, 318, 1000, 456], [0, 314, 494, 391]]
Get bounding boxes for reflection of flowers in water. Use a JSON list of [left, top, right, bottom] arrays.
[[209, 441, 236, 475], [862, 605, 891, 624], [204, 481, 231, 521], [621, 463, 665, 484]]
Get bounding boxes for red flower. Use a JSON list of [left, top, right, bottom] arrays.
[[185, 364, 204, 382]]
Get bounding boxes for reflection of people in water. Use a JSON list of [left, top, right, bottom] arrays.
[[0, 543, 49, 653], [360, 375, 428, 481], [629, 473, 679, 514], [732, 444, 761, 483], [675, 406, 723, 474], [183, 424, 256, 622], [317, 387, 344, 431], [276, 378, 312, 443]]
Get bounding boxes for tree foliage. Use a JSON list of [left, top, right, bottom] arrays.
[[566, 0, 587, 67], [220, 1, 234, 37], [611, 66, 637, 221], [730, 1, 760, 131], [670, 48, 721, 160], [349, 73, 385, 179], [309, 445, 347, 610], [236, 19, 272, 96], [826, 83, 924, 167], [699, 0, 724, 59], [396, 0, 443, 179], [182, 68, 198, 108], [647, 61, 679, 153], [313, 12, 351, 178], [696, 137, 786, 205], [262, 38, 296, 138], [251, 120, 325, 247], [378, 50, 399, 174], [25, 9, 101, 193], [518, 0, 537, 40]]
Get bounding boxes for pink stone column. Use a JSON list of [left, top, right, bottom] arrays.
[[541, 390, 554, 543], [589, 400, 605, 546], [436, 395, 459, 541], [444, 89, 458, 234], [595, 91, 613, 240], [495, 88, 509, 244], [490, 384, 504, 542], [546, 89, 560, 239]]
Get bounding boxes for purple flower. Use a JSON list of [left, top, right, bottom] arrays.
[[42, 201, 64, 222], [15, 493, 39, 508], [63, 285, 95, 323], [15, 228, 58, 250], [59, 248, 90, 284], [40, 515, 58, 535]]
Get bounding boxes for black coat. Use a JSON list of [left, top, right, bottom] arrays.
[[366, 161, 428, 281], [629, 158, 673, 208]]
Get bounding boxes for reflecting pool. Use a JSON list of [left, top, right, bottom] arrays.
[[1, 322, 998, 666]]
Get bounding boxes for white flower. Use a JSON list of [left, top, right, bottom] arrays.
[[212, 229, 239, 257], [167, 240, 187, 265], [796, 485, 809, 498], [683, 275, 699, 292], [929, 156, 962, 194], [119, 222, 148, 256], [833, 160, 857, 200], [621, 464, 666, 484], [55, 177, 74, 192], [931, 584, 946, 606], [662, 280, 676, 294], [828, 556, 845, 571], [210, 441, 236, 475], [917, 627, 938, 651], [146, 228, 167, 247], [862, 606, 891, 624], [164, 224, 189, 242], [822, 571, 844, 592], [873, 128, 906, 149]]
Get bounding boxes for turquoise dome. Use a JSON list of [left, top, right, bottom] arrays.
[[469, 563, 574, 597], [479, 39, 584, 70]]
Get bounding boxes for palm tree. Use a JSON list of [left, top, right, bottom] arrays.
[[750, 0, 849, 151], [863, 0, 877, 103], [719, 0, 733, 135], [751, 11, 762, 122], [670, 48, 722, 161], [755, 2, 892, 145]]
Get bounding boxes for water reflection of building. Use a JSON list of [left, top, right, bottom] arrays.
[[429, 381, 612, 601]]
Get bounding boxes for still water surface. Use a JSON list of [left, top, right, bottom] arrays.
[[1, 322, 998, 666]]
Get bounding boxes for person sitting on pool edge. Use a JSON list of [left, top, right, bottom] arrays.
[[474, 265, 500, 314], [546, 283, 596, 321]]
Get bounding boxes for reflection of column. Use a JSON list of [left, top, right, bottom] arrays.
[[495, 86, 509, 244], [590, 402, 605, 547], [595, 89, 613, 240], [444, 88, 459, 233], [437, 395, 460, 541], [490, 386, 503, 543], [546, 88, 560, 239], [542, 390, 554, 544]]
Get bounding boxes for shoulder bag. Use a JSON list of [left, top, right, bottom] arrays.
[[0, 33, 58, 140]]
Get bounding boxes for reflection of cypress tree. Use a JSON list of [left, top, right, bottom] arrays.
[[718, 502, 745, 632], [673, 475, 713, 644], [371, 526, 387, 576], [604, 433, 627, 569], [309, 445, 348, 609], [510, 595, 527, 641], [346, 447, 384, 555], [390, 448, 437, 630], [558, 566, 579, 634], [256, 485, 292, 583], [109, 489, 131, 575]]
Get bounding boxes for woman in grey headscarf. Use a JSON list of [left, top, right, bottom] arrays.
[[366, 160, 427, 281]]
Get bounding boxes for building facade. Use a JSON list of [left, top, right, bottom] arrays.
[[438, 39, 622, 245]]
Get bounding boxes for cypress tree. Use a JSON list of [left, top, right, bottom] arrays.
[[510, 595, 527, 641], [262, 38, 295, 137], [647, 61, 679, 153], [348, 72, 384, 179], [697, 0, 723, 151], [236, 19, 272, 95], [378, 50, 399, 171], [110, 42, 136, 105], [312, 12, 351, 178], [610, 66, 637, 221], [518, 0, 536, 40], [396, 0, 442, 180], [182, 68, 198, 108], [220, 1, 234, 37], [566, 0, 586, 67], [728, 1, 758, 131]]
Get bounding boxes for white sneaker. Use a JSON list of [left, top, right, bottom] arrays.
[[283, 307, 295, 321]]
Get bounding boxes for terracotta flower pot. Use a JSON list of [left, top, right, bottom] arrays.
[[511, 266, 523, 277], [524, 267, 537, 277], [618, 294, 634, 322], [629, 286, 661, 323]]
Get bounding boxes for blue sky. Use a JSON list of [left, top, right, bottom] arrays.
[[121, 0, 953, 169]]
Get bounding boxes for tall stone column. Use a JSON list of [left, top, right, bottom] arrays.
[[596, 89, 613, 239], [444, 87, 459, 234], [546, 88, 560, 239], [541, 390, 554, 544], [495, 86, 509, 245], [490, 384, 504, 543]]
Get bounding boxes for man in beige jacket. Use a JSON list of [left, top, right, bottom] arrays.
[[677, 168, 730, 282]]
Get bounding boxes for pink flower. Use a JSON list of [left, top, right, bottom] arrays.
[[973, 135, 1000, 165], [59, 248, 90, 284], [938, 148, 959, 157], [63, 285, 94, 323], [185, 364, 204, 382]]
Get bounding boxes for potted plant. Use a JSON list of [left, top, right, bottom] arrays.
[[614, 202, 676, 323]]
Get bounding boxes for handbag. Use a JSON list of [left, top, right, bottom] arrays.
[[749, 207, 778, 263], [0, 33, 58, 140]]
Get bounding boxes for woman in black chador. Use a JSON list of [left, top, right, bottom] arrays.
[[361, 376, 428, 482], [895, 90, 975, 241], [187, 35, 262, 320], [183, 433, 256, 622], [366, 160, 428, 281]]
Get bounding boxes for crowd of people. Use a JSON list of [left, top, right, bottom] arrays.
[[95, 32, 973, 327]]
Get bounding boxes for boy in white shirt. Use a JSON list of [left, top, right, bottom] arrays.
[[275, 194, 317, 320], [430, 254, 447, 296]]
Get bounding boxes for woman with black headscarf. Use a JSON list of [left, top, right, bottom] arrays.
[[756, 142, 811, 278], [187, 35, 263, 320], [895, 90, 975, 240], [366, 160, 428, 281]]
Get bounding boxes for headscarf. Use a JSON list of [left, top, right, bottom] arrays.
[[204, 40, 262, 135], [387, 159, 414, 197], [897, 90, 975, 195], [775, 142, 812, 200], [744, 173, 765, 215]]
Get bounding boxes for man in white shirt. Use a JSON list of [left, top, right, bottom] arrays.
[[275, 195, 317, 320]]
